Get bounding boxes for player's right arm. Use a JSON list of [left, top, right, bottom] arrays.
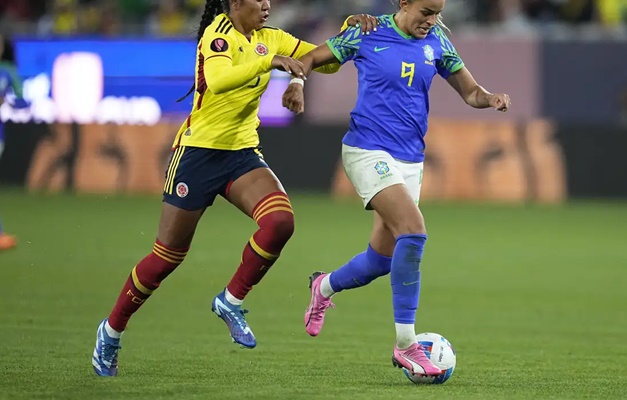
[[202, 31, 306, 95]]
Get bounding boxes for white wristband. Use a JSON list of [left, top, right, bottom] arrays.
[[289, 77, 304, 86]]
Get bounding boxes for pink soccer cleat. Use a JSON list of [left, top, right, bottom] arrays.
[[392, 342, 442, 376], [304, 271, 335, 336]]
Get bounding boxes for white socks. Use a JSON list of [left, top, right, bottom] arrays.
[[225, 288, 244, 306], [319, 274, 335, 298], [105, 321, 122, 339], [395, 323, 416, 349]]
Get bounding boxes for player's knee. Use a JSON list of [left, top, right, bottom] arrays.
[[387, 213, 426, 237], [136, 240, 190, 289], [395, 225, 426, 237], [261, 210, 295, 244]]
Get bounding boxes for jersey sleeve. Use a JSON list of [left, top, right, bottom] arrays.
[[433, 26, 465, 79], [325, 25, 362, 65], [274, 29, 340, 74], [0, 64, 24, 98], [201, 30, 275, 94], [9, 65, 24, 98]]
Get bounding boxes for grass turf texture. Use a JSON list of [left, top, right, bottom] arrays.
[[1, 191, 626, 399]]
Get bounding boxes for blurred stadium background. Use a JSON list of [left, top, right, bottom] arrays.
[[1, 1, 626, 399]]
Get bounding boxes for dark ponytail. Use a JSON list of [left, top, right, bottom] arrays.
[[177, 0, 229, 102]]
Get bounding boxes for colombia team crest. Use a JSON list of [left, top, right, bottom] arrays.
[[255, 43, 268, 56], [176, 182, 189, 198]]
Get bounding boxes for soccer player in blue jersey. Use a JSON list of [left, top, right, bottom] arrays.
[[0, 36, 28, 251], [283, 0, 510, 377]]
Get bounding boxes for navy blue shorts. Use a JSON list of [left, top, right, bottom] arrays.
[[163, 146, 268, 210]]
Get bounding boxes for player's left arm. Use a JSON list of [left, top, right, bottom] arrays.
[[433, 27, 510, 112]]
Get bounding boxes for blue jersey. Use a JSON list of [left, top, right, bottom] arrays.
[[326, 14, 464, 162]]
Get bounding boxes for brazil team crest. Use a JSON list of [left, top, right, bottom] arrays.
[[423, 45, 435, 65], [374, 161, 390, 175]]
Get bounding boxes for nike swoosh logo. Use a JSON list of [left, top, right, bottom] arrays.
[[402, 280, 419, 286], [374, 46, 390, 52]]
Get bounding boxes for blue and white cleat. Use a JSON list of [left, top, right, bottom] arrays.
[[92, 318, 121, 377], [211, 291, 257, 349]]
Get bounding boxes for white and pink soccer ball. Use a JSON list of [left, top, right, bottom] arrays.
[[403, 332, 456, 384]]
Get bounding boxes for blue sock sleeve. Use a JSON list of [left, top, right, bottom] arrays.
[[390, 234, 427, 324], [329, 244, 392, 293]]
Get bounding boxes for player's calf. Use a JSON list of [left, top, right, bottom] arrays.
[[215, 192, 294, 348], [107, 240, 189, 333], [92, 240, 189, 376], [226, 192, 294, 300]]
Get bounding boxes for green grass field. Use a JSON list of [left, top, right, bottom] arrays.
[[1, 191, 626, 399]]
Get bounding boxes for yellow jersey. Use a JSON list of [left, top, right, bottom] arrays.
[[173, 13, 340, 150]]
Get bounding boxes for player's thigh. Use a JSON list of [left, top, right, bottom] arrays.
[[161, 146, 219, 247], [342, 144, 404, 210], [399, 160, 424, 207], [369, 184, 426, 237], [369, 211, 396, 257], [227, 167, 286, 218], [156, 202, 204, 248], [342, 144, 425, 236]]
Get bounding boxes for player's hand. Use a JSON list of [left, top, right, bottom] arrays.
[[347, 14, 379, 34], [272, 55, 307, 79], [488, 93, 511, 112], [282, 83, 305, 114]]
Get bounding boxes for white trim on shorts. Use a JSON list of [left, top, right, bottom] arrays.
[[342, 144, 424, 209]]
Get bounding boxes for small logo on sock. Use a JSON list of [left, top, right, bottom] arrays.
[[402, 280, 419, 286], [176, 182, 189, 198]]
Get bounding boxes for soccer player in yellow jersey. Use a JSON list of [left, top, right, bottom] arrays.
[[91, 0, 378, 377]]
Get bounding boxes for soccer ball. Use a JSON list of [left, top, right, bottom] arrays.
[[403, 332, 456, 384]]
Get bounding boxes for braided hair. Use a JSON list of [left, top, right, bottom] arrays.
[[177, 0, 230, 102]]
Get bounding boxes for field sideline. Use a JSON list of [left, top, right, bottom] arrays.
[[1, 191, 626, 399]]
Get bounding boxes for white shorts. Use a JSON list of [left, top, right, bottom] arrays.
[[342, 144, 424, 209]]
